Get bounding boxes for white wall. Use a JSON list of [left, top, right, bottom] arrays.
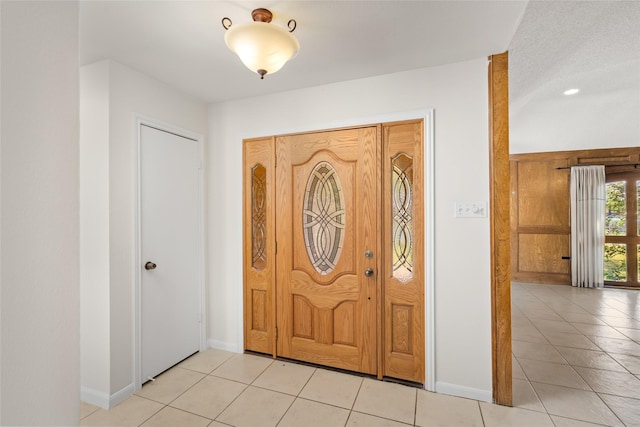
[[80, 60, 208, 407], [1, 2, 3, 419], [1, 2, 80, 424], [80, 61, 111, 402], [207, 58, 493, 399]]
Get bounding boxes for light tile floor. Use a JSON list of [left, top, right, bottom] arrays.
[[80, 282, 640, 426], [512, 281, 640, 427]]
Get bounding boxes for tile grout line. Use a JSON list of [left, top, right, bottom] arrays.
[[477, 400, 486, 427], [272, 363, 319, 427], [136, 365, 218, 426], [342, 373, 367, 426], [592, 391, 631, 427], [515, 286, 607, 425], [517, 283, 640, 426], [211, 355, 275, 424], [514, 294, 560, 416], [161, 353, 270, 425], [413, 387, 418, 426]]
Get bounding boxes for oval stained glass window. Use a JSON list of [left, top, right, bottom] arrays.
[[303, 162, 345, 275]]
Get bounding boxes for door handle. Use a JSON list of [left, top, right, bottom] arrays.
[[145, 261, 157, 270], [364, 268, 374, 277]]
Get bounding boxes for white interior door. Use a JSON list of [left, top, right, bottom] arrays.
[[140, 124, 201, 382]]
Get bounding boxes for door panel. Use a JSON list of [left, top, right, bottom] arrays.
[[243, 137, 276, 354], [382, 121, 424, 383], [276, 127, 379, 374], [140, 125, 200, 382]]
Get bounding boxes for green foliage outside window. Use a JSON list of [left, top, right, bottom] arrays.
[[604, 243, 626, 281], [603, 182, 628, 281], [605, 181, 626, 236]]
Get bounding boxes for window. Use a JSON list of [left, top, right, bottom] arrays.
[[604, 173, 640, 287]]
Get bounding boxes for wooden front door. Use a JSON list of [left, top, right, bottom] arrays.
[[275, 127, 379, 374], [243, 121, 424, 383]]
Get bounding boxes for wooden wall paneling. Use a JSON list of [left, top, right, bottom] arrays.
[[510, 147, 640, 165], [243, 137, 276, 356], [517, 160, 570, 227], [511, 157, 571, 284], [518, 234, 570, 274], [488, 52, 512, 406], [510, 147, 640, 287], [510, 161, 519, 278]]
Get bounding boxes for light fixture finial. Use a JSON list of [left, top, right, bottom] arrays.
[[251, 8, 273, 23]]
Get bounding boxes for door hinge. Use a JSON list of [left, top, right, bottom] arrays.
[[275, 241, 277, 254], [275, 327, 278, 341]]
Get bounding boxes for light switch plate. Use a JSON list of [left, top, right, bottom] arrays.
[[455, 201, 488, 218]]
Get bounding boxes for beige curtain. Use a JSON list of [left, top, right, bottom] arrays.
[[570, 165, 605, 288]]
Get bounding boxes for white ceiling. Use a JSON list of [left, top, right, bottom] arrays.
[[509, 1, 640, 153], [79, 1, 640, 154], [79, 0, 527, 103]]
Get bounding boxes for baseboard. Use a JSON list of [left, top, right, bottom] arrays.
[[208, 339, 241, 353], [435, 381, 492, 403], [109, 383, 135, 408], [81, 386, 110, 409], [81, 383, 135, 410]]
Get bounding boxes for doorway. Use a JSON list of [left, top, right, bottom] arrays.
[[243, 120, 426, 384]]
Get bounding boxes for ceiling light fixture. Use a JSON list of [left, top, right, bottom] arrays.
[[222, 8, 299, 80], [563, 88, 580, 96]]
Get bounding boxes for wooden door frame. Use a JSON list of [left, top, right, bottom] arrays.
[[239, 55, 511, 402], [604, 170, 640, 288], [133, 115, 206, 392], [241, 110, 435, 391], [489, 52, 512, 406]]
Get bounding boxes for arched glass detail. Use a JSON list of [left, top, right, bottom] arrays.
[[251, 164, 267, 271], [303, 162, 345, 275], [392, 154, 414, 282]]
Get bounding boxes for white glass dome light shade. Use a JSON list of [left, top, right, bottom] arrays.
[[224, 21, 300, 78]]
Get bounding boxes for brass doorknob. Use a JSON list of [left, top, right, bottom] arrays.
[[145, 261, 157, 270], [364, 268, 374, 277]]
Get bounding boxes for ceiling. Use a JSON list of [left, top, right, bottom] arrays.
[[509, 1, 640, 153], [79, 1, 640, 154], [79, 1, 527, 103]]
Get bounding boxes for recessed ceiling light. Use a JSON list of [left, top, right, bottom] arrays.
[[563, 88, 580, 96]]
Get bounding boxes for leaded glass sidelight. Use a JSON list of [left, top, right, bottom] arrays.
[[251, 164, 267, 271], [392, 154, 414, 283], [303, 162, 345, 275]]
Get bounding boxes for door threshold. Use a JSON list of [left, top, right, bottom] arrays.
[[243, 350, 424, 389]]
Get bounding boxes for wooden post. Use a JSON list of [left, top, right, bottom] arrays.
[[488, 51, 513, 406]]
